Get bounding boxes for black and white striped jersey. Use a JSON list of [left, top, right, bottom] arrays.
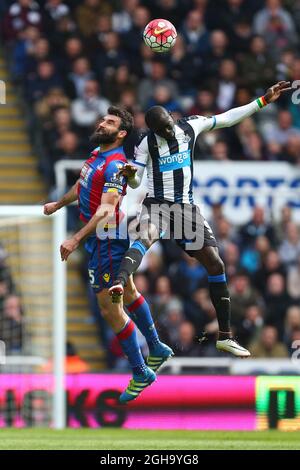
[[131, 99, 262, 204], [133, 115, 217, 204]]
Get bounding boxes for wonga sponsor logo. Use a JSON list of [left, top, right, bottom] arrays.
[[158, 150, 191, 172]]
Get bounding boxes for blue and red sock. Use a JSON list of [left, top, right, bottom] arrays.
[[117, 319, 147, 376], [126, 295, 160, 352]]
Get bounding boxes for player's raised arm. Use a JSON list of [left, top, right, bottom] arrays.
[[209, 81, 291, 131], [43, 180, 79, 215], [119, 136, 149, 189]]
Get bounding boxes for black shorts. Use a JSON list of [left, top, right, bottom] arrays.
[[137, 197, 217, 255]]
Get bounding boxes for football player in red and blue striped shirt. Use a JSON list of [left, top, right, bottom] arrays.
[[44, 107, 172, 403]]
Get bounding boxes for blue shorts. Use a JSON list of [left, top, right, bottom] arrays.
[[85, 236, 129, 293]]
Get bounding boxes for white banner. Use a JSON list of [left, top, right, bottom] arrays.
[[126, 162, 300, 224]]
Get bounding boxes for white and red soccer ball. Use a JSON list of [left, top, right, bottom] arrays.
[[143, 19, 177, 53]]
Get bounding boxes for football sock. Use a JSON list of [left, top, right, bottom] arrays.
[[126, 294, 160, 352], [117, 319, 147, 376], [208, 273, 231, 338], [116, 241, 147, 287]]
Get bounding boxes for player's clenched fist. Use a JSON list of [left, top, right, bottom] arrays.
[[60, 237, 79, 261], [44, 202, 58, 215], [117, 163, 137, 180]]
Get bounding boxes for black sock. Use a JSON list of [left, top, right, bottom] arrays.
[[116, 248, 144, 286], [208, 276, 231, 337]]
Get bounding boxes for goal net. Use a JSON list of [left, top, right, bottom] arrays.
[[0, 206, 67, 428]]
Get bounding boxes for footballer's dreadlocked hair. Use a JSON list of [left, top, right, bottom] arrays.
[[107, 106, 134, 136]]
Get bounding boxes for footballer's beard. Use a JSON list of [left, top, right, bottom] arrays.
[[89, 129, 119, 145]]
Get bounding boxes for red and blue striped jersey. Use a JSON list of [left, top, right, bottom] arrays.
[[77, 145, 127, 224]]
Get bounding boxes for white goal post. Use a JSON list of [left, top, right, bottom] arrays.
[[0, 206, 67, 429]]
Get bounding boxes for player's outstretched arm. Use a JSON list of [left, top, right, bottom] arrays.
[[60, 191, 120, 261], [43, 180, 79, 215], [212, 81, 291, 130]]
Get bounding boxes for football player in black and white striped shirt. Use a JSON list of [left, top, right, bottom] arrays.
[[109, 81, 290, 359]]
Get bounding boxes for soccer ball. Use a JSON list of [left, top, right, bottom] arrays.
[[143, 19, 177, 53]]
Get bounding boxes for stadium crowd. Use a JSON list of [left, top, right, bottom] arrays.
[[1, 0, 300, 367], [0, 244, 23, 353]]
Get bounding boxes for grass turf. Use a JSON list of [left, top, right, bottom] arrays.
[[0, 429, 299, 450]]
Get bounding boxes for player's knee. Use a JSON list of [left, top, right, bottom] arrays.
[[123, 286, 138, 305]]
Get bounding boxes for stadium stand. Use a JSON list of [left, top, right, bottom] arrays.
[[1, 0, 300, 370]]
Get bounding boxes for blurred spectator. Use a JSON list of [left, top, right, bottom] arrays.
[[148, 84, 182, 112], [58, 36, 85, 76], [188, 88, 216, 116], [254, 249, 286, 294], [250, 325, 288, 358], [287, 256, 300, 300], [65, 56, 95, 99], [283, 306, 300, 352], [275, 205, 293, 241], [210, 140, 230, 161], [157, 296, 185, 345], [71, 80, 110, 132], [3, 0, 42, 43], [239, 206, 276, 248], [0, 295, 23, 353], [76, 0, 112, 38], [11, 29, 45, 80], [214, 217, 234, 251], [26, 60, 62, 102], [253, 0, 298, 58], [223, 242, 241, 279], [169, 253, 207, 299], [264, 273, 292, 338], [121, 5, 150, 57], [285, 134, 300, 165], [152, 0, 186, 28], [215, 59, 238, 112], [138, 59, 178, 110], [35, 87, 70, 128], [95, 32, 127, 83], [43, 0, 70, 35], [180, 9, 210, 56], [240, 235, 270, 274], [279, 222, 300, 269], [184, 287, 217, 334], [104, 64, 137, 104], [203, 30, 230, 80], [229, 271, 263, 326], [240, 35, 275, 95], [266, 110, 300, 145], [112, 0, 138, 34], [172, 321, 202, 357], [48, 131, 82, 187], [236, 304, 264, 347], [25, 36, 52, 77], [169, 34, 202, 93]]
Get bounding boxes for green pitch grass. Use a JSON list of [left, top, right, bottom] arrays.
[[0, 429, 299, 450]]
